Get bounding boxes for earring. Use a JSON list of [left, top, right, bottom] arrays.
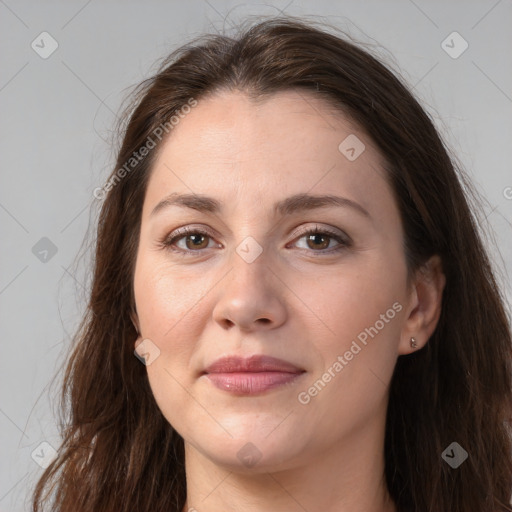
[[410, 337, 418, 349]]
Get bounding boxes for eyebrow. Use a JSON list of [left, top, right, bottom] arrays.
[[150, 192, 371, 219]]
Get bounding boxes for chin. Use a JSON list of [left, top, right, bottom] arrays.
[[193, 433, 307, 473]]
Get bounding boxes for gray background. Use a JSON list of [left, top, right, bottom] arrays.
[[1, 1, 511, 510]]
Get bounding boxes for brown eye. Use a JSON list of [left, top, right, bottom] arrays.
[[183, 233, 210, 250], [305, 232, 331, 250], [162, 225, 350, 257], [162, 227, 218, 254], [292, 226, 350, 254]]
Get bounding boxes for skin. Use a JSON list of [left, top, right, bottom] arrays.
[[132, 89, 446, 512]]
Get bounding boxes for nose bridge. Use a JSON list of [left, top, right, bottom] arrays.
[[235, 234, 265, 266], [228, 234, 271, 294], [212, 234, 287, 330]]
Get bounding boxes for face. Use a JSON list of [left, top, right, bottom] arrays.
[[133, 89, 414, 472]]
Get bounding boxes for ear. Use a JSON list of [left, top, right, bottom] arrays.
[[398, 255, 446, 354]]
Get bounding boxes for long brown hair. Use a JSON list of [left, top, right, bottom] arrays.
[[32, 15, 512, 512]]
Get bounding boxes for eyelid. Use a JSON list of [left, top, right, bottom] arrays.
[[288, 223, 349, 244]]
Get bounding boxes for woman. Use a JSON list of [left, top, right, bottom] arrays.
[[32, 16, 512, 512]]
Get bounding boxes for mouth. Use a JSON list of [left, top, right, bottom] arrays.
[[201, 354, 306, 396]]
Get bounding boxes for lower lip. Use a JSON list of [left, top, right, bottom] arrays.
[[205, 371, 304, 395]]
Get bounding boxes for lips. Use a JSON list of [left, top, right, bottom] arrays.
[[202, 355, 306, 395], [203, 354, 304, 374]]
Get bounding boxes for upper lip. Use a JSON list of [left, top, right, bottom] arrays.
[[203, 355, 305, 374]]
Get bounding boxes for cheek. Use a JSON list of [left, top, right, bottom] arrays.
[[134, 254, 211, 339], [301, 257, 405, 388], [294, 269, 403, 439], [135, 278, 206, 371], [306, 255, 404, 333], [134, 258, 217, 426]]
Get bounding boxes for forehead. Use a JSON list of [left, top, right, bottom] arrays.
[[142, 89, 393, 221]]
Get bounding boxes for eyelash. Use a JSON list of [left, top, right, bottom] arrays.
[[159, 225, 351, 257]]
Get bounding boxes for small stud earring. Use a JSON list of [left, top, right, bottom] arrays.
[[410, 337, 418, 349]]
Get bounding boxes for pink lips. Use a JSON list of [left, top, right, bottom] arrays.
[[202, 355, 305, 395]]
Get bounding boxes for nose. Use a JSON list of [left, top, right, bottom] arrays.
[[211, 245, 287, 332]]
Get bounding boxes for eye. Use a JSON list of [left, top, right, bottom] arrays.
[[159, 224, 351, 256], [160, 226, 219, 254], [290, 225, 350, 255]]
